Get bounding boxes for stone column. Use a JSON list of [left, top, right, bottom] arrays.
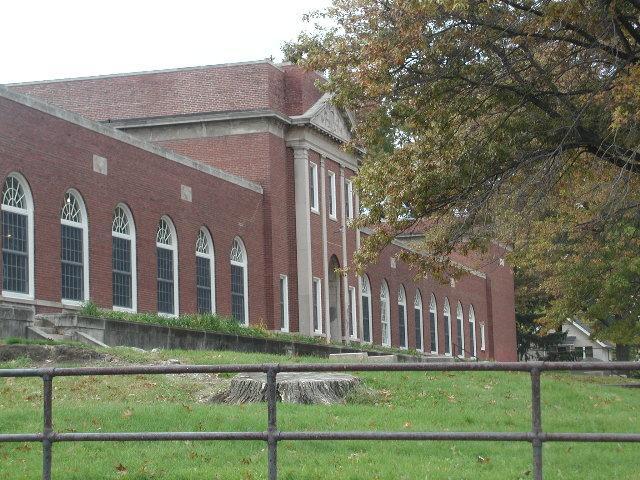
[[293, 147, 313, 336], [320, 157, 331, 342], [340, 166, 349, 342]]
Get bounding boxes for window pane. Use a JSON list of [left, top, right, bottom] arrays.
[[415, 309, 422, 351], [231, 264, 245, 322], [112, 237, 132, 308], [398, 305, 406, 347], [157, 247, 174, 313], [2, 211, 28, 293], [197, 256, 212, 314], [456, 315, 464, 356], [362, 297, 370, 342], [429, 311, 437, 352], [444, 314, 451, 354], [312, 280, 319, 331], [61, 224, 83, 301]]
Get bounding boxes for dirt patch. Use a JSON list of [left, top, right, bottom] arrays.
[[0, 344, 108, 364]]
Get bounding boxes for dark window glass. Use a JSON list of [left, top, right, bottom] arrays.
[[362, 296, 371, 342], [309, 165, 316, 209], [61, 224, 83, 301], [429, 311, 437, 352], [196, 256, 212, 314], [231, 264, 245, 322], [398, 305, 407, 348], [348, 291, 354, 337], [157, 247, 174, 314], [279, 277, 286, 329], [456, 314, 464, 356], [444, 313, 451, 354], [2, 211, 28, 293], [585, 346, 594, 358], [112, 237, 132, 308], [469, 321, 476, 356], [312, 281, 319, 331], [415, 309, 422, 351]]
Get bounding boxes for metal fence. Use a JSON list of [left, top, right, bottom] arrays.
[[1, 361, 639, 480]]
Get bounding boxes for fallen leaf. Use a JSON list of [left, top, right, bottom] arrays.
[[115, 463, 127, 473]]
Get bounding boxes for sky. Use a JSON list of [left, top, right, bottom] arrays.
[[0, 0, 331, 84]]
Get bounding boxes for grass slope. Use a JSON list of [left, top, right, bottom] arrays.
[[0, 347, 638, 479]]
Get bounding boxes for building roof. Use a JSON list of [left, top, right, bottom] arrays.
[[8, 60, 324, 122], [569, 320, 614, 349]]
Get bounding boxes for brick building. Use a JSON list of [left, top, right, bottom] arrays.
[[0, 60, 517, 360]]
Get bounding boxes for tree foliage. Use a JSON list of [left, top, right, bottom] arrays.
[[284, 0, 640, 343]]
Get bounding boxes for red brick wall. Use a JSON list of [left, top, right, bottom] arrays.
[[0, 96, 267, 323]]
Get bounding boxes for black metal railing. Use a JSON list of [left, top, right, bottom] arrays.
[[1, 361, 639, 480]]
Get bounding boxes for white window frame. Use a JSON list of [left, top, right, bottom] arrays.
[[444, 297, 452, 356], [156, 216, 179, 317], [230, 236, 249, 325], [1, 173, 35, 300], [398, 285, 408, 349], [309, 162, 319, 214], [429, 294, 438, 354], [328, 171, 337, 220], [344, 179, 354, 220], [60, 189, 90, 306], [468, 305, 477, 357], [196, 227, 216, 314], [480, 323, 486, 351], [414, 290, 424, 353], [456, 301, 465, 358], [312, 277, 323, 334], [112, 204, 137, 313], [380, 280, 391, 347], [349, 285, 357, 340], [280, 274, 289, 332], [360, 275, 373, 343]]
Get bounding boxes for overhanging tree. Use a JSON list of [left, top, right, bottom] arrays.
[[284, 0, 640, 347]]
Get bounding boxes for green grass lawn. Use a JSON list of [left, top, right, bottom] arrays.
[[1, 347, 638, 479]]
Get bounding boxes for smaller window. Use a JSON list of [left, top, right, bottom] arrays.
[[348, 286, 357, 339], [380, 281, 391, 346], [279, 275, 289, 332], [196, 228, 215, 314], [156, 217, 178, 316], [230, 237, 248, 325], [414, 291, 423, 352], [456, 301, 465, 357], [443, 298, 452, 355], [328, 171, 337, 220], [361, 275, 372, 343], [398, 286, 407, 348], [309, 162, 319, 213], [312, 277, 322, 333], [344, 179, 354, 220], [60, 191, 88, 304], [480, 323, 486, 351]]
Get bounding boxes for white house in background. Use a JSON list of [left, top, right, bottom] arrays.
[[561, 320, 614, 361]]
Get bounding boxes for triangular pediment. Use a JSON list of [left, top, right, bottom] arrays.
[[307, 94, 353, 142]]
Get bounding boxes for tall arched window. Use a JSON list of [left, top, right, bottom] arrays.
[[456, 301, 465, 357], [468, 305, 477, 357], [230, 237, 248, 325], [414, 290, 423, 352], [398, 285, 407, 348], [60, 190, 89, 304], [196, 228, 215, 314], [156, 217, 178, 316], [429, 294, 438, 354], [112, 205, 136, 311], [360, 275, 372, 343], [2, 174, 34, 298], [380, 280, 391, 346], [443, 298, 452, 355]]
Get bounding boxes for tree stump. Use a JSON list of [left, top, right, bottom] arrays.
[[225, 372, 360, 405]]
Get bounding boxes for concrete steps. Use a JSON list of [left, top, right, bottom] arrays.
[[26, 325, 66, 342]]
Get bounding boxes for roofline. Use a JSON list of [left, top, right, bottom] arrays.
[[569, 320, 612, 349], [5, 59, 283, 87], [0, 86, 264, 194], [105, 109, 293, 129]]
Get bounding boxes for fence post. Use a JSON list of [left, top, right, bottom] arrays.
[[42, 374, 53, 480], [530, 367, 543, 480], [266, 365, 279, 480]]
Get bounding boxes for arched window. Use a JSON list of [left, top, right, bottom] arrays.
[[60, 190, 89, 303], [429, 294, 438, 353], [230, 237, 248, 325], [156, 217, 178, 316], [112, 205, 136, 311], [380, 280, 391, 346], [443, 298, 452, 355], [414, 290, 423, 352], [360, 275, 372, 343], [196, 228, 215, 314], [456, 301, 465, 357], [1, 174, 34, 298], [468, 305, 477, 357], [398, 285, 407, 348]]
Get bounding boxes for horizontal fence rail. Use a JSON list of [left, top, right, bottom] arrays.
[[0, 361, 639, 480]]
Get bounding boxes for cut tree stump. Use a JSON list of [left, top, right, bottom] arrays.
[[226, 372, 360, 405]]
